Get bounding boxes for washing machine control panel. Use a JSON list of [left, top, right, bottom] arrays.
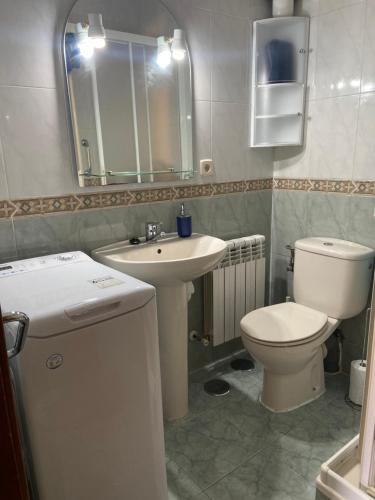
[[0, 252, 90, 277]]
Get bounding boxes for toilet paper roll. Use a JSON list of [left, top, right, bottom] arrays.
[[349, 360, 367, 406]]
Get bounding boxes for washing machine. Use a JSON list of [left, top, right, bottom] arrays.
[[0, 251, 167, 500]]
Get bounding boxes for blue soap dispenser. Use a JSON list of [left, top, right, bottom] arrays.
[[176, 203, 192, 238]]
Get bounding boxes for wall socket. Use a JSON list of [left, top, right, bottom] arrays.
[[199, 159, 214, 176]]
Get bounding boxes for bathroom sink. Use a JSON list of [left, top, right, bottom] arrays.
[[92, 233, 227, 286], [93, 233, 226, 421]]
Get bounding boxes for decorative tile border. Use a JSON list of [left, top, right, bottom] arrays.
[[0, 178, 373, 220], [274, 178, 375, 196], [213, 181, 245, 195], [0, 200, 17, 218], [247, 178, 273, 191], [100, 191, 132, 208], [352, 181, 375, 196], [40, 196, 81, 214], [131, 187, 174, 204], [0, 180, 272, 220]]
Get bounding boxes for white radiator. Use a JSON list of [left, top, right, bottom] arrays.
[[204, 235, 266, 346]]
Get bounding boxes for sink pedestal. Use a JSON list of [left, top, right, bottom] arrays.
[[157, 283, 188, 420], [92, 234, 227, 422]]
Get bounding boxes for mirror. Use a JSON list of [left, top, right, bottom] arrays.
[[64, 0, 193, 187]]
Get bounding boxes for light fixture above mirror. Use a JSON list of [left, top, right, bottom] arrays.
[[157, 29, 186, 68], [87, 13, 106, 48], [73, 13, 106, 60], [171, 29, 186, 61]]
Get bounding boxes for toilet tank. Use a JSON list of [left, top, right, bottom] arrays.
[[293, 237, 374, 319]]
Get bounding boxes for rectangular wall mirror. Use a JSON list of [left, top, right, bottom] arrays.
[[64, 1, 193, 187]]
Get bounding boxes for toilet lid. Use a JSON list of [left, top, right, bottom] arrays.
[[240, 302, 328, 345]]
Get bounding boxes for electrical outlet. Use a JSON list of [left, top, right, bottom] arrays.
[[200, 159, 214, 176]]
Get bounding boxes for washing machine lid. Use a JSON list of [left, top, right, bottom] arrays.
[[240, 302, 328, 345], [0, 252, 155, 338]]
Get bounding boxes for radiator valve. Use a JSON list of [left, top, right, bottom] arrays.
[[189, 330, 210, 347], [286, 244, 295, 272]]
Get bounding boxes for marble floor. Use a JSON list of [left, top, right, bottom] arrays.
[[165, 353, 361, 500]]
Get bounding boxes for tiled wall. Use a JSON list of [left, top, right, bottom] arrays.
[[274, 0, 375, 182], [271, 0, 375, 372], [0, 189, 272, 371], [0, 0, 274, 246], [172, 0, 274, 182], [0, 0, 374, 373], [0, 0, 273, 371], [270, 189, 374, 373], [0, 0, 273, 204]]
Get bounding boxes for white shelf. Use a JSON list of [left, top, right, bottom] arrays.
[[256, 82, 304, 88], [255, 113, 302, 119], [252, 141, 303, 148], [250, 16, 309, 148], [255, 16, 298, 26]]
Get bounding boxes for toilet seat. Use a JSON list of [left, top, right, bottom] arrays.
[[240, 302, 329, 347]]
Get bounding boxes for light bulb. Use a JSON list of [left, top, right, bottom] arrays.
[[157, 36, 171, 68], [91, 37, 106, 49], [75, 23, 94, 58], [172, 49, 185, 61], [78, 40, 94, 59], [157, 50, 171, 68], [171, 29, 186, 61]]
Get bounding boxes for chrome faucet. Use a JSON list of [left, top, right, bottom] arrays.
[[145, 222, 164, 242]]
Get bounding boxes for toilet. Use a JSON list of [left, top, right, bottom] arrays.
[[240, 237, 375, 413]]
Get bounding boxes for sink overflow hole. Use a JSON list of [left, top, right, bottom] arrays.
[[157, 249, 162, 254]]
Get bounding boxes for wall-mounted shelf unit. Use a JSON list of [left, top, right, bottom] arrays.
[[250, 16, 309, 148]]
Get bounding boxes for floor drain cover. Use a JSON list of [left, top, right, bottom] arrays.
[[230, 358, 255, 371], [204, 379, 230, 396]]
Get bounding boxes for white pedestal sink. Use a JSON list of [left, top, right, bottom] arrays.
[[93, 234, 227, 420]]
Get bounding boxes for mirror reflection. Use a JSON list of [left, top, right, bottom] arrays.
[[64, 1, 193, 186]]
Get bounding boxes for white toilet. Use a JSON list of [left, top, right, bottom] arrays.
[[240, 237, 374, 413]]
